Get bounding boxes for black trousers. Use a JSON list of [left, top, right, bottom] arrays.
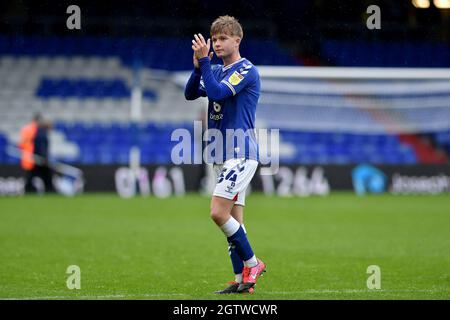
[[24, 165, 54, 193]]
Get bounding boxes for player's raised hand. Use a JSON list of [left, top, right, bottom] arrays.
[[193, 52, 200, 68], [192, 33, 213, 62], [193, 51, 214, 68]]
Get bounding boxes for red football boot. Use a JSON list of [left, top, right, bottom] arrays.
[[237, 258, 266, 293]]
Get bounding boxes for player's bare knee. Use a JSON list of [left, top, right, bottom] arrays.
[[210, 207, 227, 225], [209, 207, 222, 222]]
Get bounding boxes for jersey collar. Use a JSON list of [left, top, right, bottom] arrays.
[[222, 58, 245, 72]]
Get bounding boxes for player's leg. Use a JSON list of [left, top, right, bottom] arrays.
[[211, 159, 265, 293], [229, 204, 245, 277], [211, 195, 256, 291], [233, 163, 266, 293], [231, 204, 243, 224], [211, 163, 244, 294], [215, 203, 247, 294], [210, 195, 235, 226], [210, 160, 257, 267]]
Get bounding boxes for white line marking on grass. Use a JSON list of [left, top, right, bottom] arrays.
[[2, 289, 449, 300], [1, 293, 192, 300], [260, 289, 450, 295]]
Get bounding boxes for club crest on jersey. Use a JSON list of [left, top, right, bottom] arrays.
[[228, 71, 244, 85], [213, 102, 221, 112]]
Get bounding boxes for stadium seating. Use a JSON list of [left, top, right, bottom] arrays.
[[434, 130, 450, 155], [0, 35, 448, 166], [321, 40, 450, 67], [0, 35, 299, 70], [58, 125, 418, 165], [0, 120, 422, 165], [278, 130, 417, 165]]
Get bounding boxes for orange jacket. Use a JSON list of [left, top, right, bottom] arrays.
[[19, 121, 38, 170]]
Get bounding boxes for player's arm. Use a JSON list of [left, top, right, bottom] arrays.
[[185, 40, 214, 100], [184, 67, 204, 100], [192, 34, 234, 101]]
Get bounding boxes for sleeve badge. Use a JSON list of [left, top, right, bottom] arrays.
[[228, 71, 244, 86]]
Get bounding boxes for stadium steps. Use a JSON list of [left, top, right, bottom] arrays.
[[398, 134, 448, 164]]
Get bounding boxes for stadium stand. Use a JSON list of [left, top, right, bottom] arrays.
[[321, 40, 450, 68], [0, 35, 449, 165]]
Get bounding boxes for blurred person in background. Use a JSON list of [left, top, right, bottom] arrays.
[[19, 113, 40, 193], [33, 119, 54, 193], [19, 113, 54, 194]]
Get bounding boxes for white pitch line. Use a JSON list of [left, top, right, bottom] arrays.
[[2, 289, 449, 300], [1, 293, 192, 300], [260, 289, 450, 294]]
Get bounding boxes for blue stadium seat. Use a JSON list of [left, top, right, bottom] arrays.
[[36, 78, 133, 98], [0, 120, 444, 166], [1, 35, 301, 70], [321, 40, 450, 68]]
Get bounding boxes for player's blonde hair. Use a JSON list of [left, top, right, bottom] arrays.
[[210, 15, 243, 39]]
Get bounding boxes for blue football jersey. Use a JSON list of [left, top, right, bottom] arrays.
[[198, 58, 261, 163]]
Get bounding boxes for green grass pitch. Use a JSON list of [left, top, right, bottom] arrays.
[[1, 193, 449, 300]]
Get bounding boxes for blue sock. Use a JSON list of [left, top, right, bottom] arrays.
[[228, 240, 244, 275], [227, 226, 254, 262]]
